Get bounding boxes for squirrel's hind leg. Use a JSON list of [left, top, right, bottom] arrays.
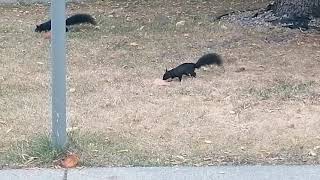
[[191, 72, 196, 77]]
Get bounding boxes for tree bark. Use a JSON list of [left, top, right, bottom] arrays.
[[273, 0, 320, 18]]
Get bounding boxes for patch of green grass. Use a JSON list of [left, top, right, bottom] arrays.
[[68, 131, 166, 167], [249, 80, 315, 100], [27, 135, 62, 164], [3, 134, 63, 167], [1, 131, 167, 168]]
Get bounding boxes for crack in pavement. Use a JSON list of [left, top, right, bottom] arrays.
[[63, 169, 68, 180]]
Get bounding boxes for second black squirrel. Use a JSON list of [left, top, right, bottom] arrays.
[[35, 13, 97, 32], [162, 53, 223, 81]]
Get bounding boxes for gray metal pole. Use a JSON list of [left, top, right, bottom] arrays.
[[51, 0, 67, 149]]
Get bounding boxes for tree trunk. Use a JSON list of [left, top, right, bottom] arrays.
[[273, 0, 320, 18]]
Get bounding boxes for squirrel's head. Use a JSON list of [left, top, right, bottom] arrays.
[[162, 69, 171, 80], [35, 25, 41, 32]]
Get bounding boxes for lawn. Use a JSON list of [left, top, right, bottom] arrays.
[[0, 0, 320, 168]]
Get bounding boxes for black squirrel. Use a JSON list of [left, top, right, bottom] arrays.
[[35, 13, 97, 32], [162, 53, 223, 81]]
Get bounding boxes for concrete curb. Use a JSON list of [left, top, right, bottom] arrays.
[[1, 165, 320, 180], [0, 168, 65, 180]]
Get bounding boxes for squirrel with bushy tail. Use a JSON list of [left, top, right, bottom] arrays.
[[163, 53, 223, 81]]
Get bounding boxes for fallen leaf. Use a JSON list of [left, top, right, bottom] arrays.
[[129, 42, 139, 46], [314, 146, 320, 150], [106, 127, 114, 130], [204, 140, 212, 144], [175, 155, 185, 160], [61, 153, 80, 168], [126, 17, 132, 21], [6, 128, 12, 134], [221, 25, 228, 30], [117, 149, 129, 153], [66, 126, 79, 133], [176, 20, 186, 27], [69, 88, 76, 93], [308, 150, 317, 157], [139, 26, 144, 31], [201, 66, 210, 71]]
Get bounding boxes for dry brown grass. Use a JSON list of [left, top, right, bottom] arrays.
[[1, 0, 320, 167]]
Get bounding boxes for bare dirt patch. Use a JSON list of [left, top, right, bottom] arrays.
[[0, 0, 320, 167]]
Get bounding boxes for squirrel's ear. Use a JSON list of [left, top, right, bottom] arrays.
[[165, 68, 168, 72]]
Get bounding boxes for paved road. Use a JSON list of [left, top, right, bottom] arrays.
[[1, 165, 320, 180]]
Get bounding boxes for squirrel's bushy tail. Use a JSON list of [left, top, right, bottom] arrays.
[[66, 13, 97, 26], [194, 53, 223, 69]]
